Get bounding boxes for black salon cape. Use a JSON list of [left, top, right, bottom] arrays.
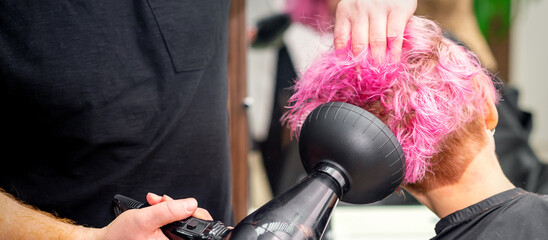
[[0, 0, 233, 227], [432, 188, 548, 239]]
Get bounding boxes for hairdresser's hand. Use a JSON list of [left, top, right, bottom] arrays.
[[334, 0, 417, 63], [93, 193, 211, 240], [146, 193, 213, 221]]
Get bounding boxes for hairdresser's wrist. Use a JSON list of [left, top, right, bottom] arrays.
[[69, 225, 103, 240]]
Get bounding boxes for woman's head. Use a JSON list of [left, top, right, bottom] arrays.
[[283, 16, 499, 185]]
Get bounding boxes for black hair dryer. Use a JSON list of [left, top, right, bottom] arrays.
[[228, 102, 405, 239], [113, 102, 406, 240]]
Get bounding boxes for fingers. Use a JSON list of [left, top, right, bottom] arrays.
[[386, 5, 416, 63], [334, 3, 351, 50], [350, 14, 369, 57], [368, 12, 387, 64], [386, 12, 406, 63], [333, 0, 417, 63], [193, 208, 213, 221], [147, 192, 173, 205], [147, 192, 212, 221], [140, 197, 198, 228], [104, 194, 201, 239]]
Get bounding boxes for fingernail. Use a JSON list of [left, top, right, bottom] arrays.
[[186, 198, 198, 212]]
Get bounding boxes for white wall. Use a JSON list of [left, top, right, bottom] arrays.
[[511, 0, 548, 162]]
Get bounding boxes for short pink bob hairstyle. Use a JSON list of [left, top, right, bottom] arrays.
[[283, 16, 499, 184]]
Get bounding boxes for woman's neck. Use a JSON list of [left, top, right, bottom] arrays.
[[405, 137, 515, 218]]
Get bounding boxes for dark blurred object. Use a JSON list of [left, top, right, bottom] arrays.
[[537, 165, 548, 194], [250, 13, 303, 198], [494, 85, 546, 193], [258, 44, 302, 197], [252, 13, 292, 48]]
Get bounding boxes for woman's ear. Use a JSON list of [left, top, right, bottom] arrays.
[[484, 99, 498, 131]]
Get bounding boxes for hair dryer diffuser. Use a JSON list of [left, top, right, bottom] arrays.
[[299, 101, 405, 203]]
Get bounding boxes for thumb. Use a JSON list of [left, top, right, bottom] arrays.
[[139, 198, 198, 228]]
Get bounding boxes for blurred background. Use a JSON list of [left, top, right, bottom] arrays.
[[240, 0, 548, 239]]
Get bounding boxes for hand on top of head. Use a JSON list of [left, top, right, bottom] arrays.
[[333, 0, 417, 64], [286, 0, 417, 63]]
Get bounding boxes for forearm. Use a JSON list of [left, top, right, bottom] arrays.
[[0, 189, 99, 240], [0, 190, 200, 240]]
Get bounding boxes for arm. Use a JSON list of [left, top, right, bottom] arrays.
[[333, 0, 417, 63], [0, 190, 93, 240], [0, 190, 204, 240]]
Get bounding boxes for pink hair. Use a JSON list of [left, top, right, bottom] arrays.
[[285, 0, 332, 32], [283, 16, 499, 184]]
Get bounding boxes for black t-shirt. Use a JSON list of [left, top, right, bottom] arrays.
[[0, 0, 233, 227], [433, 188, 548, 239]]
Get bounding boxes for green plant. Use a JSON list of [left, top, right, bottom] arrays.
[[474, 0, 512, 40]]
